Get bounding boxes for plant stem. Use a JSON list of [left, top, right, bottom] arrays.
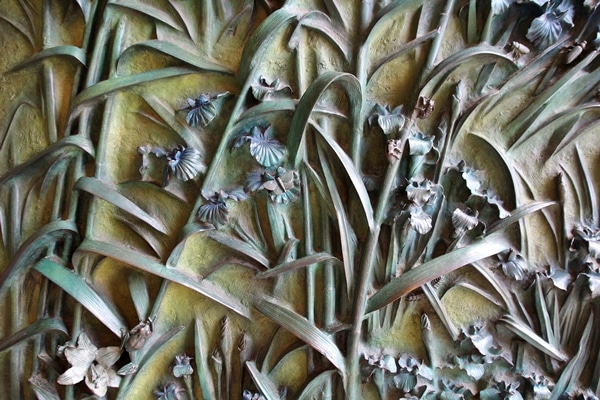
[[422, 0, 457, 81], [345, 121, 412, 398]]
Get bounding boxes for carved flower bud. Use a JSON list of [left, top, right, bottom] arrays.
[[386, 139, 403, 162], [416, 96, 434, 119], [123, 317, 155, 352], [172, 353, 193, 378]]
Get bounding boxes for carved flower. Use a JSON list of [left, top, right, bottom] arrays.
[[408, 131, 434, 156], [497, 248, 529, 281], [394, 354, 426, 393], [243, 390, 266, 400], [154, 382, 185, 400], [526, 1, 574, 48], [452, 207, 479, 235], [172, 353, 193, 378], [233, 126, 287, 168], [368, 103, 405, 135], [166, 145, 206, 183], [409, 204, 433, 234], [406, 178, 434, 206], [526, 374, 552, 400], [57, 332, 122, 397], [570, 226, 600, 272], [182, 92, 228, 127], [491, 0, 513, 15], [122, 317, 155, 353], [480, 381, 523, 400], [246, 167, 300, 204], [440, 378, 473, 399], [251, 76, 292, 101]]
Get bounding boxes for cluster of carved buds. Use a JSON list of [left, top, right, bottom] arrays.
[[362, 352, 434, 396], [56, 332, 122, 397]]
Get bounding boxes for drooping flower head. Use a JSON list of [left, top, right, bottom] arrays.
[[251, 76, 292, 101], [368, 103, 405, 135]]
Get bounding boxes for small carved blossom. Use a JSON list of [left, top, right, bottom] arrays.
[[526, 374, 552, 399], [480, 380, 523, 400], [251, 76, 292, 101], [394, 354, 433, 393], [452, 207, 479, 235], [497, 248, 529, 281], [415, 96, 434, 119], [246, 167, 300, 204], [233, 126, 287, 168], [57, 332, 122, 397], [154, 382, 185, 400], [368, 103, 405, 135], [408, 131, 434, 156], [121, 316, 155, 353], [172, 353, 193, 378], [440, 378, 473, 399], [166, 145, 206, 182], [182, 92, 229, 127], [491, 0, 513, 15], [197, 188, 247, 228], [526, 1, 574, 48], [243, 390, 266, 400], [570, 226, 600, 272]]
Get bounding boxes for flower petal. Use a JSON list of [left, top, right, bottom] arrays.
[[57, 366, 87, 385]]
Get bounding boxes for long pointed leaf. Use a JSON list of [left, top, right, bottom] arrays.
[[75, 240, 251, 318], [498, 314, 568, 362], [121, 40, 233, 74], [34, 257, 126, 336], [0, 220, 79, 299], [76, 177, 169, 234], [487, 201, 556, 235], [246, 361, 281, 400], [287, 71, 362, 167], [208, 230, 270, 269], [195, 317, 217, 400], [0, 317, 67, 352], [256, 252, 340, 279], [69, 67, 196, 118], [255, 297, 346, 371], [5, 46, 86, 74], [367, 234, 511, 312], [297, 369, 338, 400], [109, 0, 184, 31]]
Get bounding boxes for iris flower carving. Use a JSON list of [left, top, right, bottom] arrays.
[[182, 92, 229, 127]]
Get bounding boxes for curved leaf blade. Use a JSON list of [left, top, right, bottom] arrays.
[[0, 317, 67, 352], [246, 361, 281, 400], [34, 258, 126, 336], [255, 296, 345, 371], [75, 240, 251, 318], [367, 234, 511, 312], [5, 46, 86, 74], [121, 40, 233, 74], [0, 220, 79, 300], [75, 177, 169, 234], [256, 252, 340, 279]]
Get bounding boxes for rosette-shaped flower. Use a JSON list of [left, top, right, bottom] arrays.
[[57, 332, 122, 397], [166, 145, 206, 182], [452, 207, 479, 235]]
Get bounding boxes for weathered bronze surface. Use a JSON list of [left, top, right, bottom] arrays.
[[1, 0, 600, 399]]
